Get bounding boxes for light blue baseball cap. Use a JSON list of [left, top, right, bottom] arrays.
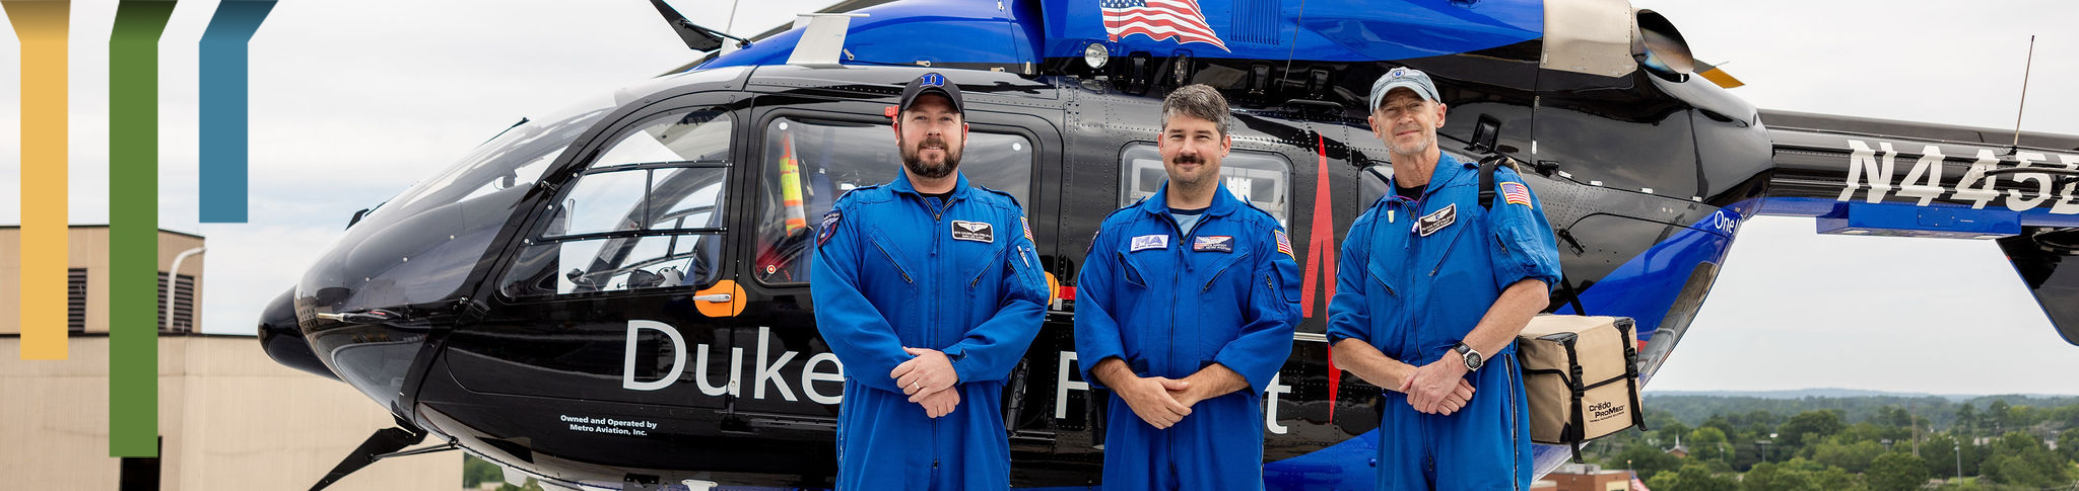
[[1369, 67, 1441, 111]]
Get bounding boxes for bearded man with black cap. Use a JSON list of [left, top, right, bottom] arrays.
[[810, 72, 1050, 491]]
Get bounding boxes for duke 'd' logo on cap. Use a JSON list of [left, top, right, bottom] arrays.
[[919, 73, 945, 87]]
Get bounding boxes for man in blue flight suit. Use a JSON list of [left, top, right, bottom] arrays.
[[810, 72, 1050, 491], [1075, 84, 1303, 491], [1325, 68, 1563, 490]]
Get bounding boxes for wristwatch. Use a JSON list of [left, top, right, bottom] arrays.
[[1452, 342, 1484, 372]]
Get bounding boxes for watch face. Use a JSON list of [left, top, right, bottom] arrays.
[[1466, 351, 1483, 370]]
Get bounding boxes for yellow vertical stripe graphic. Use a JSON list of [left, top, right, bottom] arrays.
[[6, 1, 72, 361]]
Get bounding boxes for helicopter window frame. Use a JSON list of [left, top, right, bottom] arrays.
[[1117, 142, 1294, 227], [746, 108, 1041, 288], [498, 105, 740, 300]]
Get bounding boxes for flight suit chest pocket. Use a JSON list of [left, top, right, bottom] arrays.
[[1365, 253, 1400, 298], [865, 227, 919, 290], [1415, 188, 1479, 277], [1362, 256, 1407, 357], [1424, 209, 1489, 282], [1197, 252, 1249, 295], [1116, 248, 1154, 288], [960, 240, 1011, 289]]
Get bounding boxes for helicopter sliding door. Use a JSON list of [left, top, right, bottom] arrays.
[[734, 96, 1050, 415]]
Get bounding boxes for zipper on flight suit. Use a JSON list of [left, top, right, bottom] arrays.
[[1159, 209, 1211, 462], [872, 241, 913, 284], [1203, 252, 1253, 293], [1428, 226, 1468, 277], [928, 193, 957, 482], [1412, 190, 1467, 277], [972, 244, 1012, 288]]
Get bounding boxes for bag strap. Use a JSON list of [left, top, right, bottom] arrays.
[[1476, 155, 1507, 211], [1560, 279, 1589, 315], [1478, 154, 1588, 316]]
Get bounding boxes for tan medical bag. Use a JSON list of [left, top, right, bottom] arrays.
[[1516, 315, 1645, 462]]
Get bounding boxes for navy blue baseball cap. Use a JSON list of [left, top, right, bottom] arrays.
[[897, 72, 964, 116]]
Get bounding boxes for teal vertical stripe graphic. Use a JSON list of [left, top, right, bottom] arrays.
[[198, 0, 274, 223], [110, 0, 176, 459]]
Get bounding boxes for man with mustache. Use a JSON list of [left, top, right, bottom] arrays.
[[811, 72, 1049, 490], [1326, 67, 1562, 490], [1074, 84, 1302, 490]]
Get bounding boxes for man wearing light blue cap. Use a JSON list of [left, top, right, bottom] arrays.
[[1326, 67, 1563, 490]]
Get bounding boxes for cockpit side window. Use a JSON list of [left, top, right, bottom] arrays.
[[1118, 143, 1293, 227], [500, 109, 734, 298], [751, 116, 1034, 285]]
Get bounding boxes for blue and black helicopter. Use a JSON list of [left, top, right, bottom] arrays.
[[259, 0, 2079, 489]]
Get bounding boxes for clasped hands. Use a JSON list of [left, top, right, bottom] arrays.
[[1397, 356, 1476, 416], [1113, 374, 1204, 430], [891, 347, 961, 418]]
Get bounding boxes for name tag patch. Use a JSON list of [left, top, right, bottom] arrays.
[[952, 220, 994, 243], [1193, 236, 1234, 253], [1130, 234, 1169, 252], [1417, 204, 1456, 237]]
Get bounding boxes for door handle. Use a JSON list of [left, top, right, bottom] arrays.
[[693, 293, 733, 303]]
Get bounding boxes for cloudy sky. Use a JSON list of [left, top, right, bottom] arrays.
[[2, 1, 2075, 395]]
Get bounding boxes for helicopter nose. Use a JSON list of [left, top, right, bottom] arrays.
[[257, 288, 338, 381]]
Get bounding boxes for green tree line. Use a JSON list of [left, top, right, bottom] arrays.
[[1588, 396, 2079, 491]]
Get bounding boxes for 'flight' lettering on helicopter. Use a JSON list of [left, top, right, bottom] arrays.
[[1836, 140, 2079, 214], [622, 320, 1298, 433]]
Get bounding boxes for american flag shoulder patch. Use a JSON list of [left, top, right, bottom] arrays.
[[1274, 230, 1293, 259], [1500, 181, 1532, 206], [1022, 216, 1034, 241]]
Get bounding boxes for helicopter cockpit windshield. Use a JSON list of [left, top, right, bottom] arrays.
[[296, 94, 616, 323], [496, 108, 736, 298]]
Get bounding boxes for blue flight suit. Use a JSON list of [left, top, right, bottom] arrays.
[[1075, 184, 1302, 491], [1325, 154, 1563, 491], [811, 172, 1049, 491]]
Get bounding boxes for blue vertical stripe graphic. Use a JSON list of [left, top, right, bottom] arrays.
[[198, 0, 275, 223]]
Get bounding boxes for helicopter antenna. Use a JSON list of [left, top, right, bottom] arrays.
[[1280, 0, 1309, 88], [724, 0, 741, 36], [2009, 35, 2036, 152], [649, 0, 748, 52]]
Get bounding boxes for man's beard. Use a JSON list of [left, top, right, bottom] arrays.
[[900, 135, 962, 179]]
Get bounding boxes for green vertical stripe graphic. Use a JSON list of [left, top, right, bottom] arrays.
[[109, 0, 177, 459]]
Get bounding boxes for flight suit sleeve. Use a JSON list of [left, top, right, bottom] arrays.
[[1210, 223, 1301, 394], [1324, 213, 1375, 346], [809, 206, 913, 394], [1487, 169, 1563, 293], [943, 212, 1050, 385], [1072, 225, 1129, 390]]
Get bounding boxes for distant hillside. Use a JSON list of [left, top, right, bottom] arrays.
[[1644, 388, 1977, 401], [1640, 390, 2079, 428]]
